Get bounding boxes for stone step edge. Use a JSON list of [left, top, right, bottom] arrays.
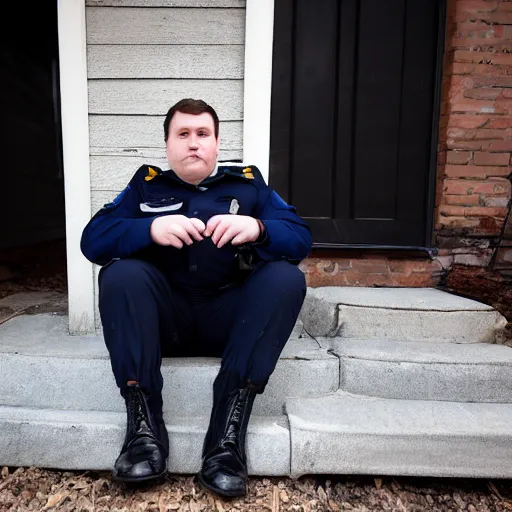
[[0, 406, 290, 475], [322, 338, 512, 365], [285, 392, 512, 478]]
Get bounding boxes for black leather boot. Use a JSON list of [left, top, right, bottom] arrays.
[[199, 387, 256, 497], [113, 383, 169, 483]]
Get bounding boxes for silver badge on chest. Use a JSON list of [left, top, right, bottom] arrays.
[[229, 199, 240, 214]]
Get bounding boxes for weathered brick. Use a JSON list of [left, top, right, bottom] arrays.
[[498, 2, 512, 12], [447, 127, 511, 140], [475, 128, 512, 139], [449, 98, 497, 114], [471, 179, 511, 195], [489, 139, 512, 151], [464, 88, 503, 100], [444, 194, 481, 206], [454, 50, 512, 66], [479, 12, 512, 24], [486, 117, 512, 129], [456, 1, 499, 14], [445, 164, 510, 177], [503, 90, 512, 99], [447, 139, 490, 150], [453, 63, 512, 76], [473, 151, 511, 165], [447, 114, 490, 129], [495, 99, 512, 113], [443, 178, 511, 198], [439, 204, 508, 217], [447, 150, 472, 164], [454, 253, 492, 266], [351, 259, 389, 274], [451, 38, 511, 49], [481, 196, 510, 207]]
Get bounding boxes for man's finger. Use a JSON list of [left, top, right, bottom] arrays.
[[217, 226, 239, 248], [182, 219, 204, 242], [166, 233, 183, 249], [211, 221, 230, 245], [190, 218, 206, 234], [170, 225, 194, 246], [231, 232, 248, 246], [204, 216, 223, 237]]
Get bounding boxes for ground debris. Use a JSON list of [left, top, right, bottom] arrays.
[[1, 469, 512, 511]]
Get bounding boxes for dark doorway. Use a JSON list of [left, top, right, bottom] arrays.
[[0, 2, 67, 306], [270, 0, 446, 248]]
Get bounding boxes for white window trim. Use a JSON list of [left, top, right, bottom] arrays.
[[57, 0, 95, 334], [243, 0, 274, 183]]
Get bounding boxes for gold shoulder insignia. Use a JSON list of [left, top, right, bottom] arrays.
[[242, 167, 254, 180], [145, 167, 158, 182]]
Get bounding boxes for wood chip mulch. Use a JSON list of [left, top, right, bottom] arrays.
[[1, 467, 512, 511]]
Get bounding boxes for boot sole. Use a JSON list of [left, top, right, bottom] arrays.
[[198, 472, 246, 498], [112, 461, 168, 484]]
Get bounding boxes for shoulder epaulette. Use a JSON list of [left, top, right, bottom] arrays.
[[220, 163, 265, 183], [140, 165, 163, 182]]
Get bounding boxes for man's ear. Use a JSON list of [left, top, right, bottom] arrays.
[[215, 136, 220, 155]]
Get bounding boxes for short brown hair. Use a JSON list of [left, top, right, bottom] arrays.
[[163, 98, 219, 141]]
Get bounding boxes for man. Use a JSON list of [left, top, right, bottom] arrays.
[[81, 98, 312, 497]]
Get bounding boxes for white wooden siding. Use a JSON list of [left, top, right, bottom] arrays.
[[87, 3, 245, 205], [88, 45, 244, 79], [87, 1, 245, 7], [87, 8, 244, 44], [88, 79, 243, 116]]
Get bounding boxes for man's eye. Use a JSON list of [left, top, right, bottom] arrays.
[[198, 132, 208, 137], [179, 132, 188, 137]]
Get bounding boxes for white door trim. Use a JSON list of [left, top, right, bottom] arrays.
[[243, 0, 274, 183], [57, 0, 95, 334]]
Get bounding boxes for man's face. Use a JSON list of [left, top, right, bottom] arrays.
[[166, 111, 220, 184]]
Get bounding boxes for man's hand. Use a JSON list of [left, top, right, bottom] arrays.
[[204, 215, 261, 248], [150, 215, 205, 249]]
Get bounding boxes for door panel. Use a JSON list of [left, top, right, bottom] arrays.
[[270, 0, 445, 247]]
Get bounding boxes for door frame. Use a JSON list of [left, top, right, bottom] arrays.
[[269, 0, 447, 250]]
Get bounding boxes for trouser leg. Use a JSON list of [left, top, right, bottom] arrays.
[[197, 260, 307, 397], [98, 258, 193, 413], [198, 261, 307, 497]]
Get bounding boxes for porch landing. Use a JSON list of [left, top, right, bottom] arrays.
[[1, 287, 511, 478]]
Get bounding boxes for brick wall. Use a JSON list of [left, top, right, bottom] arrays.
[[303, 0, 512, 288], [436, 0, 512, 268]]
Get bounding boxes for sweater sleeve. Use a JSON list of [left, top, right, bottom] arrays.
[[251, 184, 312, 264], [80, 168, 156, 266]]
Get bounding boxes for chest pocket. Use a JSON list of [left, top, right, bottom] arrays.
[[194, 196, 239, 222], [139, 197, 185, 214]]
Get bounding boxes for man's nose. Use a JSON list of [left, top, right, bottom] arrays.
[[189, 136, 199, 149]]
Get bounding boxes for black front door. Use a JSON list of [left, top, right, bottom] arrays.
[[270, 0, 446, 248]]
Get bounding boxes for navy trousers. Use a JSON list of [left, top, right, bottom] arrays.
[[98, 259, 306, 413]]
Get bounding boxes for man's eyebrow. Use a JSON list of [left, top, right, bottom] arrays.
[[176, 126, 212, 132]]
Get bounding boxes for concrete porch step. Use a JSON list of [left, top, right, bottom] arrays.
[[300, 287, 507, 342], [0, 406, 289, 475], [0, 315, 338, 416], [326, 338, 512, 403], [286, 391, 512, 478]]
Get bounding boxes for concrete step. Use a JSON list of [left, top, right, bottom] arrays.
[[286, 392, 512, 478], [0, 314, 338, 416], [328, 338, 512, 403], [0, 406, 289, 475], [300, 287, 507, 342]]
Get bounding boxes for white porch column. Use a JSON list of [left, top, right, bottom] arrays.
[[57, 0, 95, 334], [243, 0, 275, 183]]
